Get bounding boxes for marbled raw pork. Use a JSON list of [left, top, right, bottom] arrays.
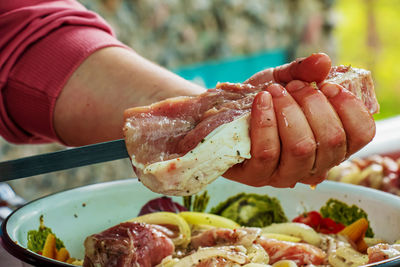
[[123, 66, 378, 196], [83, 222, 174, 267]]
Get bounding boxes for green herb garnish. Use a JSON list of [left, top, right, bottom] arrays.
[[192, 191, 210, 212], [27, 215, 65, 253], [320, 199, 374, 237], [183, 196, 192, 211], [183, 191, 210, 212], [210, 193, 287, 227]]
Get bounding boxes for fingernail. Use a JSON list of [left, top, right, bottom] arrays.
[[286, 80, 307, 92], [321, 83, 341, 98], [267, 84, 286, 97], [256, 91, 272, 110]]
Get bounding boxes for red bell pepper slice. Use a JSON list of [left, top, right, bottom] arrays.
[[293, 211, 345, 234]]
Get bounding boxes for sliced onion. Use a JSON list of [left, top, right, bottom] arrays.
[[262, 222, 321, 246], [328, 246, 368, 267], [247, 243, 270, 264], [272, 260, 298, 267], [173, 246, 248, 267]]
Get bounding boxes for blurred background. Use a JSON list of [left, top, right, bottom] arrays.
[[1, 0, 399, 202]]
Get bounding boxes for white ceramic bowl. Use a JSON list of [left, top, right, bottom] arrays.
[[2, 179, 400, 266], [351, 115, 400, 159]]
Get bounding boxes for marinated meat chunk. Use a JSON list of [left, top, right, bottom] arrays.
[[367, 243, 400, 264], [190, 228, 261, 250], [185, 227, 325, 266], [83, 222, 174, 267], [256, 236, 326, 265]]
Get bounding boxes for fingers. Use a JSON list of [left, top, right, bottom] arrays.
[[274, 53, 332, 84], [223, 91, 280, 186], [227, 71, 374, 188], [286, 81, 347, 185], [245, 53, 332, 86], [265, 84, 317, 188], [245, 68, 275, 86], [320, 83, 376, 157]]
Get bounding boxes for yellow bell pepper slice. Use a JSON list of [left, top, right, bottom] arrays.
[[179, 211, 240, 229]]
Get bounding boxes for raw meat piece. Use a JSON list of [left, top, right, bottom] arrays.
[[190, 227, 261, 250], [187, 227, 325, 265], [256, 236, 326, 265], [123, 66, 378, 196], [83, 222, 174, 267], [124, 83, 259, 196], [326, 65, 379, 114], [367, 243, 400, 264]]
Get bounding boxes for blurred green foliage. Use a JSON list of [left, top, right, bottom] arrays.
[[334, 0, 400, 120]]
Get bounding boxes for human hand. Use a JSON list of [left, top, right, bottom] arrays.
[[223, 53, 376, 187]]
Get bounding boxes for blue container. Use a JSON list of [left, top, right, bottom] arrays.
[[174, 49, 288, 89]]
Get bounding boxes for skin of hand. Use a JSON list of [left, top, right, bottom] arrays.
[[223, 53, 376, 187], [54, 49, 375, 188]]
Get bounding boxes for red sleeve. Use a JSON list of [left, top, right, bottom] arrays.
[[0, 0, 127, 144]]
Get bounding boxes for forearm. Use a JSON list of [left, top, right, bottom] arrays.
[[0, 0, 139, 144], [54, 47, 206, 146]]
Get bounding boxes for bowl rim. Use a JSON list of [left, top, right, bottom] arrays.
[[2, 179, 400, 267], [1, 181, 87, 267]]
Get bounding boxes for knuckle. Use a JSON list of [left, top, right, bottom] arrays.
[[327, 129, 346, 148], [255, 147, 280, 161], [290, 137, 316, 158]]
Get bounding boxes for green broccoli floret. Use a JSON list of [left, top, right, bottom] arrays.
[[210, 193, 287, 227], [27, 215, 65, 253], [320, 199, 374, 237]]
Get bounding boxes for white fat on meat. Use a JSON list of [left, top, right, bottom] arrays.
[[131, 113, 251, 196]]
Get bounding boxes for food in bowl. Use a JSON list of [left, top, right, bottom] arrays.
[[327, 154, 400, 196], [77, 193, 399, 266], [4, 180, 400, 267], [26, 215, 82, 265]]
